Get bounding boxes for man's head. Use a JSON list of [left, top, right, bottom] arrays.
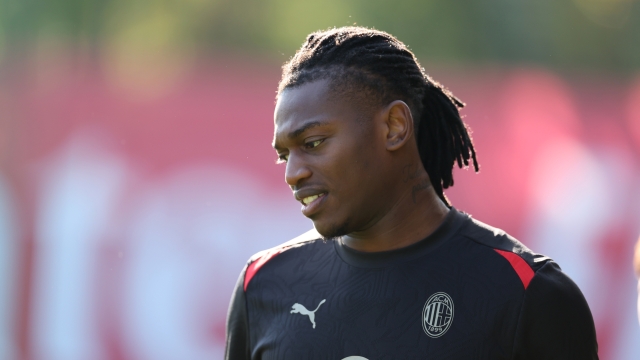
[[272, 27, 478, 238]]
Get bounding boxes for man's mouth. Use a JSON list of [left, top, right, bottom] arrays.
[[302, 193, 326, 205], [297, 191, 328, 217]]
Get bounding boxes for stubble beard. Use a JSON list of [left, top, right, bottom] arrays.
[[316, 220, 351, 242]]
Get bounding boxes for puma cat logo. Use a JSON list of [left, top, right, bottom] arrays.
[[290, 299, 326, 329]]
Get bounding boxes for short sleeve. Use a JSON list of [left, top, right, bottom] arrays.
[[512, 261, 598, 359], [225, 266, 251, 360]]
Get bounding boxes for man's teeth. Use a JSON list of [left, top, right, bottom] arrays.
[[302, 193, 324, 205]]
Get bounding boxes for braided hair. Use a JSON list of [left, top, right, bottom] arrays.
[[277, 27, 479, 207]]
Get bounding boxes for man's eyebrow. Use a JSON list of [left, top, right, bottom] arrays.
[[288, 121, 329, 139]]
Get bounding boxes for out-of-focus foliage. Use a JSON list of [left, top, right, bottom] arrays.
[[0, 0, 639, 72]]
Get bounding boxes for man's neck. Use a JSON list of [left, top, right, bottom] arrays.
[[340, 171, 450, 253]]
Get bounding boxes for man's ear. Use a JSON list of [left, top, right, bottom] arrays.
[[384, 100, 414, 151]]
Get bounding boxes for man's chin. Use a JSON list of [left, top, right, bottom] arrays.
[[313, 220, 350, 241]]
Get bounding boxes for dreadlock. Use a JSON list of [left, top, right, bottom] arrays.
[[277, 27, 479, 207]]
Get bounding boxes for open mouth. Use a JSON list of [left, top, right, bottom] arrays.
[[302, 193, 326, 205], [300, 192, 327, 217]]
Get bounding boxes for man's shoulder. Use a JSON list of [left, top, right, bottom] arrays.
[[247, 229, 323, 266], [512, 260, 598, 357], [459, 213, 550, 268], [454, 211, 552, 289], [457, 213, 592, 321], [243, 229, 323, 291]]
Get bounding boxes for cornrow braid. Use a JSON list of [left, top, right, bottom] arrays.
[[278, 26, 479, 206]]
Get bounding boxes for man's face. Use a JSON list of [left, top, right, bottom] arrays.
[[272, 79, 393, 238]]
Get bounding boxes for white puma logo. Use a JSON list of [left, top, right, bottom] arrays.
[[290, 299, 326, 329]]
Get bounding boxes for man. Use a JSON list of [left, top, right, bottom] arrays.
[[225, 27, 598, 359]]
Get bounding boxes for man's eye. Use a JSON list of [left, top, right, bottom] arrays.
[[276, 154, 289, 163], [305, 139, 323, 149]]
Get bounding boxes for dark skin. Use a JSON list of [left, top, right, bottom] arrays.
[[272, 79, 449, 252]]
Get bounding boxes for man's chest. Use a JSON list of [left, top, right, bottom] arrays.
[[247, 263, 522, 360]]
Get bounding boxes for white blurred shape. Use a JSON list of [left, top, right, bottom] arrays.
[[0, 175, 17, 360], [530, 139, 612, 238], [527, 137, 640, 359], [30, 131, 128, 360], [121, 165, 310, 360], [528, 139, 612, 313]]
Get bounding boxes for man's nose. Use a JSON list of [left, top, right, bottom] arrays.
[[285, 154, 312, 187]]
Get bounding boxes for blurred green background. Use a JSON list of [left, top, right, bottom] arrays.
[[1, 0, 639, 73]]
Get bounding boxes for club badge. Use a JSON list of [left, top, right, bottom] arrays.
[[422, 292, 454, 338]]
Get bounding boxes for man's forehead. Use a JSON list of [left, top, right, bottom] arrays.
[[274, 81, 333, 137], [276, 81, 331, 117], [272, 78, 380, 147]]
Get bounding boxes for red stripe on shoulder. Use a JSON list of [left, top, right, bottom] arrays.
[[494, 249, 535, 289], [243, 248, 285, 291], [243, 229, 321, 291]]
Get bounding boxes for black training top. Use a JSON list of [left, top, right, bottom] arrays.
[[225, 208, 598, 359]]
